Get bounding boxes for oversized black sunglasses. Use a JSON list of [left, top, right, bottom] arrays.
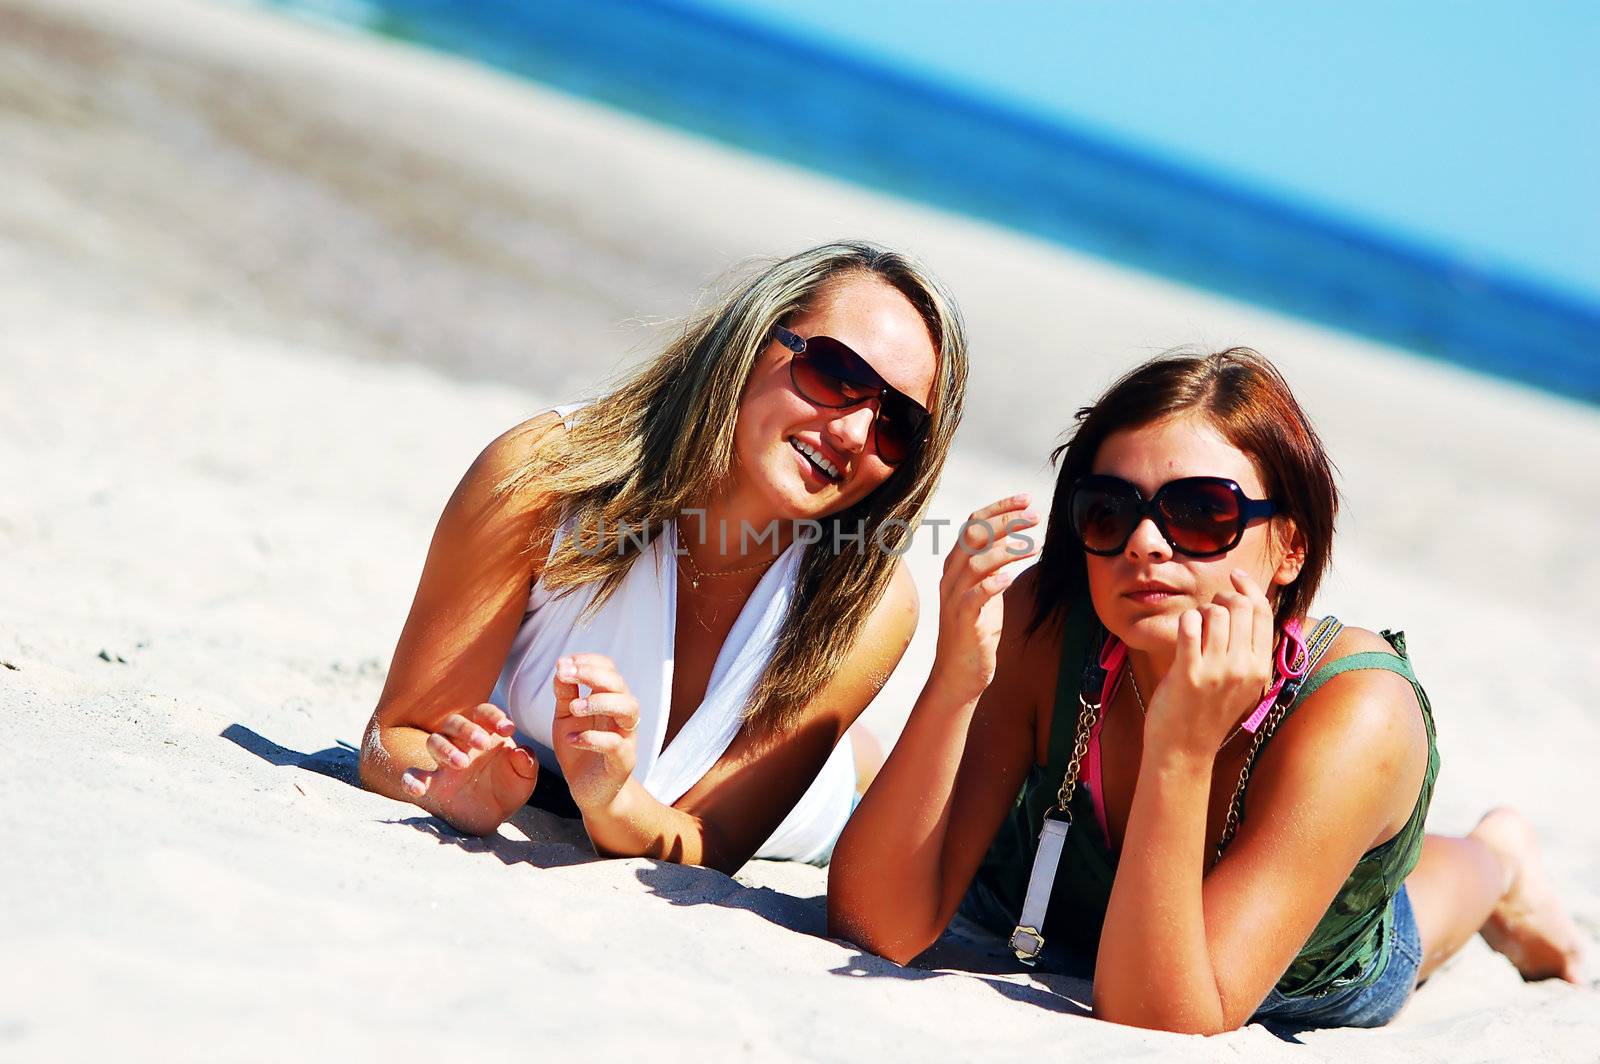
[[1068, 474, 1279, 558], [772, 324, 930, 466]]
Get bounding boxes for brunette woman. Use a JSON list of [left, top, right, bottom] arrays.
[[829, 348, 1582, 1030]]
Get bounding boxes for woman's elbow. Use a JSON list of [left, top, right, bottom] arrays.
[[825, 897, 934, 966], [1092, 996, 1236, 1036], [356, 714, 398, 795], [1113, 1016, 1236, 1037]]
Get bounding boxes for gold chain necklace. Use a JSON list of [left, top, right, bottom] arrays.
[[674, 520, 779, 591]]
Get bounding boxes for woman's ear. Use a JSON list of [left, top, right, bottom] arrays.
[[1272, 517, 1307, 589]]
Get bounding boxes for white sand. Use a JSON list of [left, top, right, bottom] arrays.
[[2, 0, 1596, 1059]]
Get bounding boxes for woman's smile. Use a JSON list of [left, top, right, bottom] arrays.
[[789, 435, 845, 484]]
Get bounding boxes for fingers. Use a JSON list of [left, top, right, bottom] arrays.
[[550, 654, 640, 757], [962, 492, 1033, 529], [426, 730, 470, 770], [959, 524, 1040, 586], [434, 711, 498, 758], [467, 702, 518, 738], [993, 511, 1042, 560], [502, 744, 539, 783], [977, 567, 1016, 598], [421, 705, 517, 767], [1232, 568, 1275, 661], [551, 700, 635, 756], [563, 729, 630, 754], [1207, 573, 1274, 700], [555, 653, 630, 696], [400, 767, 433, 799], [951, 495, 1035, 557], [1199, 602, 1230, 660], [943, 497, 1040, 592], [1175, 608, 1203, 673], [1214, 571, 1274, 684], [482, 746, 539, 814], [1210, 589, 1252, 660], [552, 669, 579, 709], [948, 550, 1027, 631], [566, 692, 639, 733]]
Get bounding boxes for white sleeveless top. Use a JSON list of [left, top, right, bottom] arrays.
[[489, 413, 855, 863]]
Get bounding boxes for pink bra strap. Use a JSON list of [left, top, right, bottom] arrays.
[[1085, 638, 1126, 844]]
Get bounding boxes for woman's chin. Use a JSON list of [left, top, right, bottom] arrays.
[[1104, 607, 1181, 652], [771, 454, 850, 512], [753, 475, 840, 529]]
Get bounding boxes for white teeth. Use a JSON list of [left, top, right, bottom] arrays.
[[792, 438, 840, 479]]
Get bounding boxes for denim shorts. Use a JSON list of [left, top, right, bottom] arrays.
[[1249, 886, 1422, 1029]]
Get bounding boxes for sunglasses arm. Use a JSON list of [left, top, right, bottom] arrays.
[[770, 324, 807, 354]]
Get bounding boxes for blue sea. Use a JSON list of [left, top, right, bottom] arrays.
[[242, 0, 1600, 403]]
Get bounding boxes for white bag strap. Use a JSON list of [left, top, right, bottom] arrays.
[[1008, 690, 1100, 964]]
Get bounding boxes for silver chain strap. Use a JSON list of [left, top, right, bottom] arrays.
[[1214, 697, 1290, 863], [1053, 692, 1100, 817]]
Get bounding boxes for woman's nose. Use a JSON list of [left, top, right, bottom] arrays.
[[825, 404, 877, 455], [1123, 516, 1171, 560]]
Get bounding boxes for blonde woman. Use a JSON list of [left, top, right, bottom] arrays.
[[358, 242, 967, 869]]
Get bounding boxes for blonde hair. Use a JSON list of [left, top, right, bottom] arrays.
[[503, 241, 968, 732]]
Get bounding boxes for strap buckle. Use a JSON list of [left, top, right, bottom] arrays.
[[1008, 925, 1045, 965]]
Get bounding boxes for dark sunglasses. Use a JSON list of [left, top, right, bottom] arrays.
[[1068, 474, 1279, 558], [772, 324, 930, 466]]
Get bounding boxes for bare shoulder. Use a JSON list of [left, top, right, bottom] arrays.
[[1264, 623, 1429, 824], [1322, 623, 1402, 658], [788, 559, 921, 737], [414, 411, 573, 588], [997, 566, 1059, 692], [850, 558, 921, 672], [442, 411, 570, 525], [1300, 625, 1420, 720], [999, 565, 1050, 655], [877, 557, 921, 634], [464, 411, 569, 492], [980, 564, 1057, 755]]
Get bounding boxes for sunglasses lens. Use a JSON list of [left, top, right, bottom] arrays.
[[872, 401, 927, 464], [1071, 482, 1139, 554], [1158, 480, 1242, 555], [790, 336, 927, 465], [791, 338, 879, 407]]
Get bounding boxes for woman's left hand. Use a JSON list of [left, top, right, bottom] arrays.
[[551, 653, 640, 812], [1143, 569, 1275, 758]]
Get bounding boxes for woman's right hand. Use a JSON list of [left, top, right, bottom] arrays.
[[397, 703, 540, 836], [929, 495, 1040, 705]]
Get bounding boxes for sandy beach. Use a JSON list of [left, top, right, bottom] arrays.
[[3, 0, 1597, 1058]]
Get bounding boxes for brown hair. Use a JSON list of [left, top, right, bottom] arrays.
[[503, 241, 968, 732], [1030, 347, 1338, 636]]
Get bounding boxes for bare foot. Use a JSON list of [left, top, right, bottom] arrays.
[[1470, 807, 1586, 984]]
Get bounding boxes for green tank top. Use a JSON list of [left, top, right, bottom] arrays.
[[969, 600, 1440, 998]]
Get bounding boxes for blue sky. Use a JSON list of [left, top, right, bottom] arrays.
[[690, 0, 1600, 302]]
